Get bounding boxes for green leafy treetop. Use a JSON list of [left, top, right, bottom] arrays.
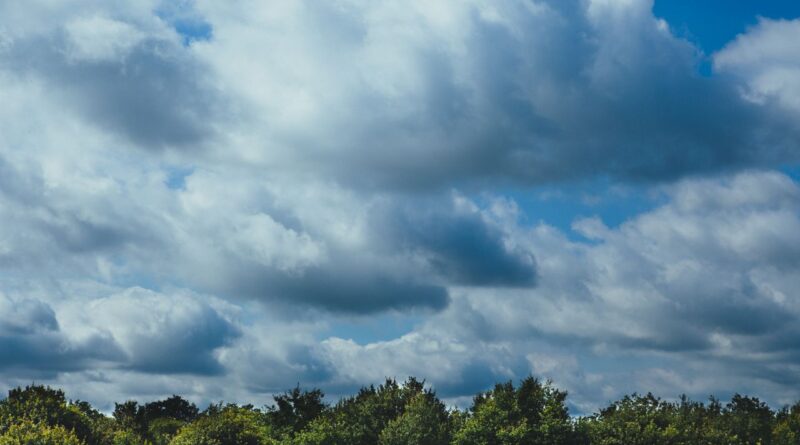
[[293, 377, 431, 445], [169, 404, 277, 445], [266, 386, 326, 439], [773, 401, 800, 445], [378, 390, 451, 445], [0, 377, 799, 445], [452, 377, 576, 445], [0, 419, 83, 445], [0, 385, 94, 444]]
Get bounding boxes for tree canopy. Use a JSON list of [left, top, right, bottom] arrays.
[[0, 378, 798, 445]]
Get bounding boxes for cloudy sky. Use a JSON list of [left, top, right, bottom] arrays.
[[1, 0, 800, 414]]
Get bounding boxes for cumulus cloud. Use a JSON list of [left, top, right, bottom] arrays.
[[0, 0, 800, 413], [0, 292, 121, 375], [189, 0, 798, 188], [0, 1, 223, 150], [319, 171, 800, 410], [80, 288, 241, 375], [715, 18, 800, 113]]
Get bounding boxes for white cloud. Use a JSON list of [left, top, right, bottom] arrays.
[[0, 0, 799, 413], [310, 170, 800, 410], [715, 18, 800, 111], [64, 15, 146, 62]]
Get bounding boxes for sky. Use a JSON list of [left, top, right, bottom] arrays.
[[1, 0, 800, 415]]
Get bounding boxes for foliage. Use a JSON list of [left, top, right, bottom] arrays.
[[773, 401, 800, 445], [113, 395, 198, 444], [452, 377, 575, 445], [148, 418, 184, 445], [293, 377, 429, 445], [378, 391, 450, 445], [0, 379, 797, 445], [0, 385, 94, 444], [111, 429, 149, 445], [266, 386, 326, 439], [0, 419, 83, 445], [169, 404, 276, 445]]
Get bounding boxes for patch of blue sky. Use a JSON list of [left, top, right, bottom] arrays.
[[105, 266, 163, 292], [155, 1, 212, 46], [653, 0, 800, 77], [164, 165, 194, 190], [654, 0, 800, 54], [779, 164, 800, 183], [172, 19, 212, 46], [487, 178, 666, 242], [322, 313, 426, 344]]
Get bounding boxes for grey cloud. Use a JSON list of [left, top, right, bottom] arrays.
[[0, 331, 121, 375], [163, 189, 536, 313], [196, 255, 450, 314], [194, 0, 799, 189], [308, 170, 800, 409], [1, 0, 800, 414], [236, 343, 336, 394], [0, 296, 58, 335], [0, 153, 160, 276], [85, 288, 242, 375], [0, 294, 123, 373], [152, 175, 526, 313], [380, 199, 537, 287], [434, 359, 528, 399], [0, 288, 241, 378], [3, 31, 221, 150], [268, 267, 450, 313]]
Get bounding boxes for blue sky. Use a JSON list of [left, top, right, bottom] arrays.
[[1, 0, 800, 414], [655, 0, 800, 52]]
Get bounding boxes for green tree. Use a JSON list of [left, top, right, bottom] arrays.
[[585, 393, 673, 445], [0, 419, 83, 445], [292, 378, 431, 445], [291, 416, 342, 445], [378, 391, 450, 445], [723, 394, 774, 445], [169, 404, 276, 445], [773, 402, 800, 445], [148, 418, 184, 445], [0, 385, 94, 444], [143, 397, 199, 424], [452, 377, 574, 445], [112, 429, 150, 445], [113, 401, 147, 438], [112, 396, 197, 445], [266, 386, 326, 438]]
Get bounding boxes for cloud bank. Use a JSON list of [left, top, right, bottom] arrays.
[[0, 0, 799, 413]]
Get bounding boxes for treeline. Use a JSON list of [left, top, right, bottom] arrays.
[[1, 377, 799, 445]]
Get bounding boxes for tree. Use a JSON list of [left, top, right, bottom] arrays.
[[169, 404, 276, 445], [114, 401, 147, 437], [379, 391, 450, 445], [112, 396, 198, 444], [292, 378, 433, 445], [0, 385, 94, 444], [723, 394, 774, 445], [452, 377, 574, 445], [585, 393, 673, 445], [143, 397, 199, 424], [773, 401, 800, 445], [112, 429, 150, 445], [148, 418, 184, 445], [0, 419, 82, 445], [266, 386, 326, 438]]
